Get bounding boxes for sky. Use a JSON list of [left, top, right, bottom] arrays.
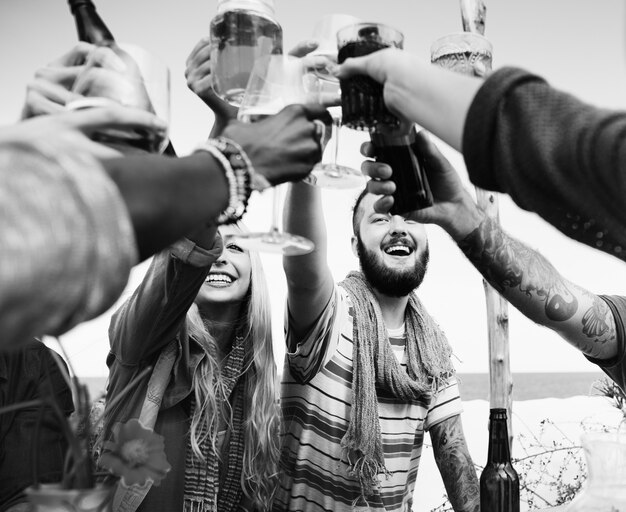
[[2, 0, 626, 378]]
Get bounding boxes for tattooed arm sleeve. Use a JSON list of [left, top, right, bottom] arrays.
[[458, 216, 617, 359], [430, 414, 480, 512]]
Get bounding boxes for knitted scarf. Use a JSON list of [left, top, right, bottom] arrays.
[[339, 271, 455, 502], [183, 335, 247, 512]]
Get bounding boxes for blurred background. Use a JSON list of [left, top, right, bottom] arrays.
[[1, 0, 625, 389]]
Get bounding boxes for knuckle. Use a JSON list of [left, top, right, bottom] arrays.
[[33, 68, 48, 80]]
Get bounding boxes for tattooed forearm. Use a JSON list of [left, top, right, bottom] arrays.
[[458, 216, 578, 322], [579, 290, 617, 357], [430, 415, 479, 512]]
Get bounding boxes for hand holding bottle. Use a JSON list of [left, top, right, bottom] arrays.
[[66, 0, 170, 154], [21, 43, 94, 119], [3, 106, 167, 160], [67, 43, 170, 154], [71, 45, 154, 112], [361, 130, 486, 241]]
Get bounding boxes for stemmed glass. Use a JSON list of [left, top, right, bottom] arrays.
[[304, 14, 364, 189], [226, 54, 315, 255], [67, 43, 170, 154]]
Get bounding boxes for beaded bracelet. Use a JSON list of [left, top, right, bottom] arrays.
[[215, 136, 272, 192], [194, 140, 250, 225]]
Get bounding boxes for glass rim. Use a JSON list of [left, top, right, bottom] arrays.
[[430, 31, 492, 58], [336, 21, 404, 43], [216, 0, 276, 15]]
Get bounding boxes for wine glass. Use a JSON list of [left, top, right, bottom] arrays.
[[303, 14, 364, 189], [67, 43, 170, 154], [226, 54, 315, 255]]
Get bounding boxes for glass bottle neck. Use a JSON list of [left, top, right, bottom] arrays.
[[69, 0, 114, 44], [487, 410, 511, 464]]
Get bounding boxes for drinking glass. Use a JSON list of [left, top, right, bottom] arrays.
[[67, 43, 170, 154], [336, 22, 404, 131], [430, 32, 492, 77], [335, 23, 432, 215], [304, 14, 364, 189], [208, 0, 283, 107], [226, 54, 314, 255]]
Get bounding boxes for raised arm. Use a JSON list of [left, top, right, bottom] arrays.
[[109, 230, 222, 365], [458, 216, 617, 359], [335, 48, 480, 151], [337, 50, 626, 261], [282, 182, 335, 339], [429, 415, 480, 512], [363, 131, 618, 360]]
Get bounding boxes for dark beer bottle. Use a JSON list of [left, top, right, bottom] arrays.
[[66, 0, 176, 156], [480, 408, 520, 512], [370, 127, 433, 215], [67, 0, 113, 45]]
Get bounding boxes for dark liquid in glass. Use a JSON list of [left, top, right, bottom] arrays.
[[210, 10, 283, 106], [337, 39, 399, 130], [371, 129, 433, 214]]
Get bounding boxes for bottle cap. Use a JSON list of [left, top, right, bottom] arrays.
[[489, 408, 508, 419]]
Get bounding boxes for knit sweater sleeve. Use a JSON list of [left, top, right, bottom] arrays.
[[0, 140, 138, 348], [463, 66, 626, 261]]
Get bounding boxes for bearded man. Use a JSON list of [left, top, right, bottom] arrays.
[[274, 179, 479, 512]]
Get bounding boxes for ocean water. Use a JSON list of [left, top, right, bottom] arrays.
[[82, 371, 609, 403], [457, 371, 608, 401]]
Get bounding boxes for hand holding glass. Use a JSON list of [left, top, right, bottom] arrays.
[[67, 43, 170, 154], [336, 22, 404, 131], [227, 54, 315, 255], [303, 14, 364, 189]]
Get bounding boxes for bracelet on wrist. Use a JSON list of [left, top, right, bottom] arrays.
[[194, 140, 250, 225], [214, 136, 272, 192]]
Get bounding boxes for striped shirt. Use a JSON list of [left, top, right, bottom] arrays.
[[276, 286, 463, 512]]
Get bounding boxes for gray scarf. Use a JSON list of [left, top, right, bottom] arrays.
[[339, 271, 455, 503]]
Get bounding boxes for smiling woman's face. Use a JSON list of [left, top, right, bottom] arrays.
[[194, 225, 252, 307]]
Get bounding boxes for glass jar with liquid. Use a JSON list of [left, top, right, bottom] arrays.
[[209, 0, 283, 106]]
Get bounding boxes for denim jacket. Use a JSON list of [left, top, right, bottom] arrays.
[[102, 235, 223, 511]]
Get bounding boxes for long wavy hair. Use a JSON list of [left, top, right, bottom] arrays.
[[185, 225, 280, 509]]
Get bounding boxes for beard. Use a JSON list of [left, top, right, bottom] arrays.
[[357, 236, 429, 297]]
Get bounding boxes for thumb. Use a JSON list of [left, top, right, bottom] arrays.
[[288, 40, 319, 58]]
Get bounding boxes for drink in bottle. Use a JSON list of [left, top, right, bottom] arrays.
[[370, 128, 433, 214], [66, 0, 172, 154], [480, 408, 520, 512]]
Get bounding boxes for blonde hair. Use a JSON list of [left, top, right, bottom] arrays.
[[186, 224, 280, 509]]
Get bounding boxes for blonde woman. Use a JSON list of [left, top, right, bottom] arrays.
[[102, 223, 280, 512]]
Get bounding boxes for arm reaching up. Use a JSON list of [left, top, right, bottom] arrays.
[[282, 181, 335, 340], [362, 131, 618, 361]]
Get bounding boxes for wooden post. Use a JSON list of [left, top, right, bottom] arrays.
[[475, 189, 513, 446], [458, 0, 514, 448]]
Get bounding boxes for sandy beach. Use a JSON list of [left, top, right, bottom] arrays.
[[81, 378, 621, 511], [414, 395, 623, 511]]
